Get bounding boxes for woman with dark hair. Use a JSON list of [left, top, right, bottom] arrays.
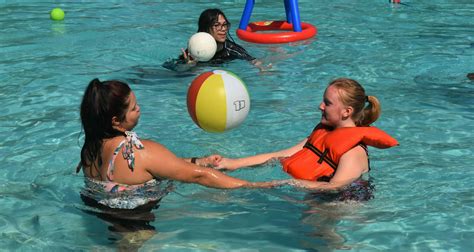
[[185, 8, 255, 63], [163, 8, 266, 71], [77, 78, 288, 212]]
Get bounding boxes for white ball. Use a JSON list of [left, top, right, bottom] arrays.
[[188, 32, 217, 62]]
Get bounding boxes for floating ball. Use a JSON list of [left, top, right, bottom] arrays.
[[187, 70, 250, 133], [187, 32, 217, 62], [50, 8, 65, 21]]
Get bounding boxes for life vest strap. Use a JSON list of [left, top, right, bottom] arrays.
[[303, 142, 337, 170], [318, 149, 328, 164]]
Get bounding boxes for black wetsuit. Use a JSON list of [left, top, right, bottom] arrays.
[[162, 39, 255, 71], [207, 39, 256, 63]]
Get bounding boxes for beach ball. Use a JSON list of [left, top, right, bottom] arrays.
[[50, 8, 65, 21], [187, 70, 250, 133], [188, 32, 217, 62]]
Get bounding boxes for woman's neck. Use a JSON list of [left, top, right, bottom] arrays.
[[335, 120, 356, 129], [216, 41, 224, 51]]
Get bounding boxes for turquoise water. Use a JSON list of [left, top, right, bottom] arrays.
[[1, 0, 473, 250]]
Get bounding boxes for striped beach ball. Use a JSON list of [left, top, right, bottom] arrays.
[[187, 70, 250, 133]]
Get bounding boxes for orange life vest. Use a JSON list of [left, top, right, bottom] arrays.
[[281, 124, 398, 181]]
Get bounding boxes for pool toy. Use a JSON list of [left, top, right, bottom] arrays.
[[236, 0, 316, 44], [50, 8, 65, 21], [187, 32, 217, 62], [187, 70, 250, 133], [281, 124, 399, 181], [390, 0, 401, 3]]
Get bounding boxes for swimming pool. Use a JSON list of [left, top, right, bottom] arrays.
[[1, 0, 472, 250]]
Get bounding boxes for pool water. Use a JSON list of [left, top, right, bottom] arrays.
[[1, 0, 473, 250]]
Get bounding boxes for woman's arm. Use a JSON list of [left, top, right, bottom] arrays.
[[290, 145, 369, 191], [169, 48, 197, 72], [141, 140, 285, 189], [215, 139, 307, 170]]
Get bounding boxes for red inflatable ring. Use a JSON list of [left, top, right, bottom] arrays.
[[236, 20, 317, 44]]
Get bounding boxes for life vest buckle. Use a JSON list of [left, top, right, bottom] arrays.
[[318, 149, 328, 164]]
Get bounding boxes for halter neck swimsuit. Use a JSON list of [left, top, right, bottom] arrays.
[[81, 131, 173, 209]]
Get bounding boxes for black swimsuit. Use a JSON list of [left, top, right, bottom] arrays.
[[209, 39, 256, 63]]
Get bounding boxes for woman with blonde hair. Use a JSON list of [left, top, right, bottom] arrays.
[[215, 78, 398, 199]]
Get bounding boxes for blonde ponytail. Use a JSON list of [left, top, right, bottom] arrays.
[[357, 95, 381, 126]]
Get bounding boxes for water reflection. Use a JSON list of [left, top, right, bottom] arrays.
[[277, 178, 375, 251], [80, 195, 160, 251]]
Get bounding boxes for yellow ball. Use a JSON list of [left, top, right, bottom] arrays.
[[187, 70, 250, 133], [50, 8, 65, 21]]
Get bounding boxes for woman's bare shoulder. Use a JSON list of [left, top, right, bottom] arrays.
[[141, 139, 163, 147], [344, 145, 368, 158], [139, 139, 175, 159]]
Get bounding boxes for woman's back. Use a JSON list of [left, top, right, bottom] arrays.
[[84, 134, 156, 185]]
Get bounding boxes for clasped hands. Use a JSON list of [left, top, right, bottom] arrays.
[[195, 154, 322, 190], [192, 154, 237, 170]]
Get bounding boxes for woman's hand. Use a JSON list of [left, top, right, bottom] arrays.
[[214, 157, 241, 171], [181, 48, 197, 65], [252, 59, 272, 72], [196, 154, 222, 167]]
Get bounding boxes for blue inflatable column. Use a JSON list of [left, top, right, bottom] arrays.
[[285, 0, 302, 32], [239, 0, 255, 30], [284, 0, 291, 23], [239, 0, 302, 32]]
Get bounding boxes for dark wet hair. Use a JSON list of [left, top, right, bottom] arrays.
[[77, 78, 131, 174], [197, 8, 230, 34], [328, 78, 381, 126]]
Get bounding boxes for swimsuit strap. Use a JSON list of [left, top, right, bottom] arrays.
[[358, 143, 371, 171], [122, 131, 144, 169], [106, 131, 144, 181]]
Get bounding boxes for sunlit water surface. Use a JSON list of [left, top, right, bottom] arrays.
[[0, 0, 473, 251]]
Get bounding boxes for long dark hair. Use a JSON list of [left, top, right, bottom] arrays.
[[77, 78, 131, 175], [198, 8, 231, 35]]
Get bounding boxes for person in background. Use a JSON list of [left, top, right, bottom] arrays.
[[163, 8, 268, 71], [214, 78, 398, 200], [467, 73, 474, 80]]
